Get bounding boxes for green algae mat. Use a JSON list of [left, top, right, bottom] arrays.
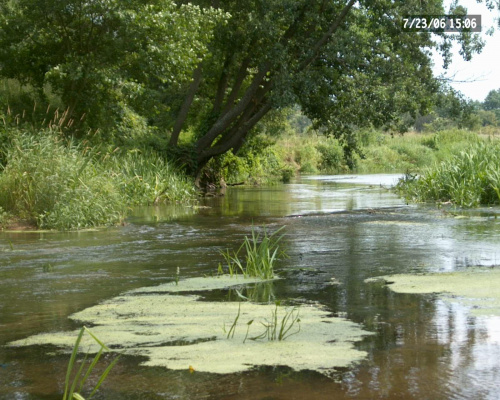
[[367, 268, 500, 316], [10, 275, 373, 376]]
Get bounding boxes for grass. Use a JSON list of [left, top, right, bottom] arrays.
[[250, 302, 301, 342], [218, 226, 286, 279], [0, 127, 197, 230], [354, 129, 483, 173], [225, 301, 301, 343], [396, 141, 500, 207], [63, 326, 120, 400], [104, 149, 197, 205], [0, 131, 127, 229]]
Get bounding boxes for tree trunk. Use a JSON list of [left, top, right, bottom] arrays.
[[169, 64, 203, 147], [190, 1, 357, 179]]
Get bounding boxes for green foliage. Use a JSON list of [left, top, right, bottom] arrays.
[[219, 226, 285, 280], [63, 326, 120, 400], [484, 89, 500, 111], [0, 0, 226, 132], [105, 150, 197, 205], [0, 131, 127, 229], [211, 135, 285, 184], [0, 128, 197, 230], [0, 206, 9, 228], [354, 129, 481, 174], [397, 141, 500, 207], [316, 137, 345, 173]]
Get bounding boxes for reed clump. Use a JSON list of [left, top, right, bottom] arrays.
[[0, 127, 197, 230], [218, 226, 285, 279], [396, 141, 500, 207]]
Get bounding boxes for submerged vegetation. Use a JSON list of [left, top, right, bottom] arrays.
[[10, 275, 373, 376], [397, 141, 500, 207], [218, 226, 285, 279]]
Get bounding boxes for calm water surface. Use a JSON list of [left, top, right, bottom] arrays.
[[1, 174, 500, 399]]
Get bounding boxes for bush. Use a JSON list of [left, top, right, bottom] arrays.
[[316, 137, 346, 173]]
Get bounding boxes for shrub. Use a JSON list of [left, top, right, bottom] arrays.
[[316, 137, 345, 173]]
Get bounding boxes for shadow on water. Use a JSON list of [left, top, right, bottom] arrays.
[[1, 174, 500, 399]]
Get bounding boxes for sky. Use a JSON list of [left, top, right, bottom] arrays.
[[431, 0, 500, 102]]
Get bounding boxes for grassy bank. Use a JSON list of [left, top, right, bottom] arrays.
[[219, 128, 497, 185], [0, 128, 197, 230], [396, 141, 500, 207]]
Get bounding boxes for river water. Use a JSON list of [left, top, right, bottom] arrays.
[[1, 174, 500, 399]]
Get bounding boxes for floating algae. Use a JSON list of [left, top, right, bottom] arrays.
[[368, 268, 500, 316], [10, 275, 373, 375]]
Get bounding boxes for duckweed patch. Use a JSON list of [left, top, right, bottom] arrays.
[[10, 276, 373, 376], [368, 268, 500, 316]]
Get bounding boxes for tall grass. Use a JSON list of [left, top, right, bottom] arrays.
[[355, 129, 482, 173], [0, 128, 197, 230], [219, 226, 285, 279], [105, 150, 197, 205], [396, 141, 500, 207], [0, 131, 127, 229]]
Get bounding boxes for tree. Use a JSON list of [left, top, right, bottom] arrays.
[[1, 0, 494, 181], [166, 0, 491, 179], [0, 0, 225, 130]]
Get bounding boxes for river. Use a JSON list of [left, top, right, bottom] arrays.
[[1, 174, 500, 399]]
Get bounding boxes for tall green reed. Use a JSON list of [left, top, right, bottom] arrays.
[[0, 128, 198, 229], [63, 326, 120, 400], [0, 131, 127, 229], [218, 226, 286, 279]]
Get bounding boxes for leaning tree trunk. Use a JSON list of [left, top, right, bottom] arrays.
[[169, 0, 358, 181]]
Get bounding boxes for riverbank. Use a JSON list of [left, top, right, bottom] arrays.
[[0, 128, 197, 230], [1, 126, 499, 230]]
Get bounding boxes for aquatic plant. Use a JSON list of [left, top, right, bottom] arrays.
[[226, 301, 301, 343], [63, 326, 120, 400], [396, 141, 500, 207], [225, 302, 241, 339], [219, 226, 285, 279], [250, 302, 301, 342]]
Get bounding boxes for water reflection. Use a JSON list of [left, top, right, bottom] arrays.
[[1, 174, 500, 399]]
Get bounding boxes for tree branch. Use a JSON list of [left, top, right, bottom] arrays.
[[195, 64, 269, 153], [298, 0, 357, 71], [198, 102, 272, 163], [221, 56, 251, 115]]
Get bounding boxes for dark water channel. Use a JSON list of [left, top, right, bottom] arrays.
[[1, 174, 500, 399]]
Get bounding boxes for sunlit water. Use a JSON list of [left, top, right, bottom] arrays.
[[1, 174, 500, 399]]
